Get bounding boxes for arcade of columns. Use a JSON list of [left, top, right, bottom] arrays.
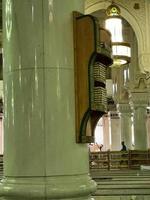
[[84, 0, 150, 151], [101, 73, 150, 151]]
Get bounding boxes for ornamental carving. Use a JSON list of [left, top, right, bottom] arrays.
[[117, 0, 146, 38], [117, 103, 131, 114], [128, 73, 150, 107], [139, 53, 150, 72], [85, 0, 146, 30], [129, 89, 149, 109], [129, 73, 149, 92]]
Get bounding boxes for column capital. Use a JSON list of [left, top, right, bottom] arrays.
[[129, 73, 149, 93], [117, 103, 132, 114], [129, 92, 149, 109], [128, 73, 150, 108]]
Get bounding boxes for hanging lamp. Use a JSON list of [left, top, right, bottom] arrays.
[[105, 2, 131, 66]]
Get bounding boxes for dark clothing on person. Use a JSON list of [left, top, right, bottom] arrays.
[[121, 145, 127, 151], [121, 141, 127, 151]]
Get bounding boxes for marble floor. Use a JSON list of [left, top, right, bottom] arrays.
[[93, 196, 150, 200], [91, 169, 150, 200]]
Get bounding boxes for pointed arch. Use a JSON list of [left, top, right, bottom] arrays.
[[85, 1, 144, 53]]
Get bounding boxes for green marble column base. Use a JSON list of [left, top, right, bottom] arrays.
[[0, 174, 96, 200]]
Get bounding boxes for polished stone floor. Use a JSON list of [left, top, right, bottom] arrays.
[[91, 169, 150, 200], [94, 196, 150, 200]]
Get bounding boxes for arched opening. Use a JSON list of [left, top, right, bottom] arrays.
[[94, 118, 104, 147], [89, 114, 111, 152], [89, 9, 138, 150], [85, 1, 144, 54], [88, 4, 150, 171]]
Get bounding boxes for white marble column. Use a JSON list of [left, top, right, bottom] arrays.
[[110, 112, 121, 151], [146, 114, 150, 148], [118, 103, 132, 150], [130, 92, 148, 150], [129, 75, 149, 150], [132, 104, 148, 150], [1, 0, 96, 199], [103, 115, 110, 151]]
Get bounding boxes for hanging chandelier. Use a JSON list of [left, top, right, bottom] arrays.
[[105, 3, 131, 66]]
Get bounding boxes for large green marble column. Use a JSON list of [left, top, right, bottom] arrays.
[[1, 0, 96, 199], [118, 103, 132, 150]]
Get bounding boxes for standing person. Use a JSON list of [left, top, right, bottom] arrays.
[[99, 144, 103, 151], [121, 141, 127, 151]]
